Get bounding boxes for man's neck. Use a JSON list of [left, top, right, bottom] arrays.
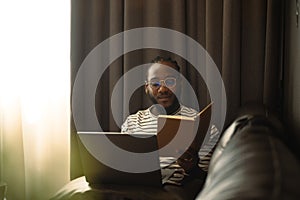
[[165, 100, 181, 115], [150, 100, 181, 116]]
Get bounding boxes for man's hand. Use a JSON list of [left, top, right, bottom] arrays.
[[177, 147, 199, 173]]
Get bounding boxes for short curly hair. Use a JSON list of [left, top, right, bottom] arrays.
[[151, 56, 180, 71]]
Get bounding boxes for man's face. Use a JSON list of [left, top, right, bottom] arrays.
[[145, 62, 180, 108]]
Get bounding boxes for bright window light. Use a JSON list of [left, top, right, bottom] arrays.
[[0, 0, 70, 199], [0, 0, 70, 123]]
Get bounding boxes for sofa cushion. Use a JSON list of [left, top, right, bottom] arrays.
[[197, 115, 300, 200], [50, 175, 206, 200]]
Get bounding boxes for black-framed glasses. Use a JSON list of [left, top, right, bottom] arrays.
[[147, 77, 177, 89]]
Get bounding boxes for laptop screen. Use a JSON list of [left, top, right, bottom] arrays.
[[77, 132, 163, 187]]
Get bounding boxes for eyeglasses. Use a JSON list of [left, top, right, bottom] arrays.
[[147, 77, 177, 89]]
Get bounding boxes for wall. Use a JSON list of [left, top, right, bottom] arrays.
[[283, 0, 300, 151]]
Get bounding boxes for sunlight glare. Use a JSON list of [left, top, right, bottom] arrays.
[[0, 0, 70, 124]]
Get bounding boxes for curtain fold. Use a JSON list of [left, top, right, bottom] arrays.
[[1, 96, 70, 200], [241, 0, 267, 105], [71, 0, 284, 179], [222, 0, 242, 125], [0, 101, 26, 199], [263, 0, 283, 111]]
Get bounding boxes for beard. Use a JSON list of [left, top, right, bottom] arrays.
[[147, 92, 180, 115]]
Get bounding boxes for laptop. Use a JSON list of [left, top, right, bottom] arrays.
[[77, 132, 171, 187]]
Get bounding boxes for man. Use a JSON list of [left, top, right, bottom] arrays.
[[121, 56, 219, 188]]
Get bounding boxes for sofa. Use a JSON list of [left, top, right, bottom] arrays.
[[51, 106, 300, 200], [197, 106, 300, 199]]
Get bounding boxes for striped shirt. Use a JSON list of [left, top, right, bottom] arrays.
[[121, 104, 220, 171]]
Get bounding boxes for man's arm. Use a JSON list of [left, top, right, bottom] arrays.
[[120, 117, 129, 133]]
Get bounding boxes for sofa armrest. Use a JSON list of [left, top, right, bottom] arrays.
[[197, 114, 300, 200]]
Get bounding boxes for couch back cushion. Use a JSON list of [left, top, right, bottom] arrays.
[[197, 115, 300, 200]]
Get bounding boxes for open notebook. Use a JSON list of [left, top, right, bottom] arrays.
[[157, 102, 213, 157]]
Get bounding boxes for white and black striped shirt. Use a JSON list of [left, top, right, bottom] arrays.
[[121, 104, 219, 171]]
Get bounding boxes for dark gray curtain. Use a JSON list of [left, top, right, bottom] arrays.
[[71, 0, 283, 179]]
